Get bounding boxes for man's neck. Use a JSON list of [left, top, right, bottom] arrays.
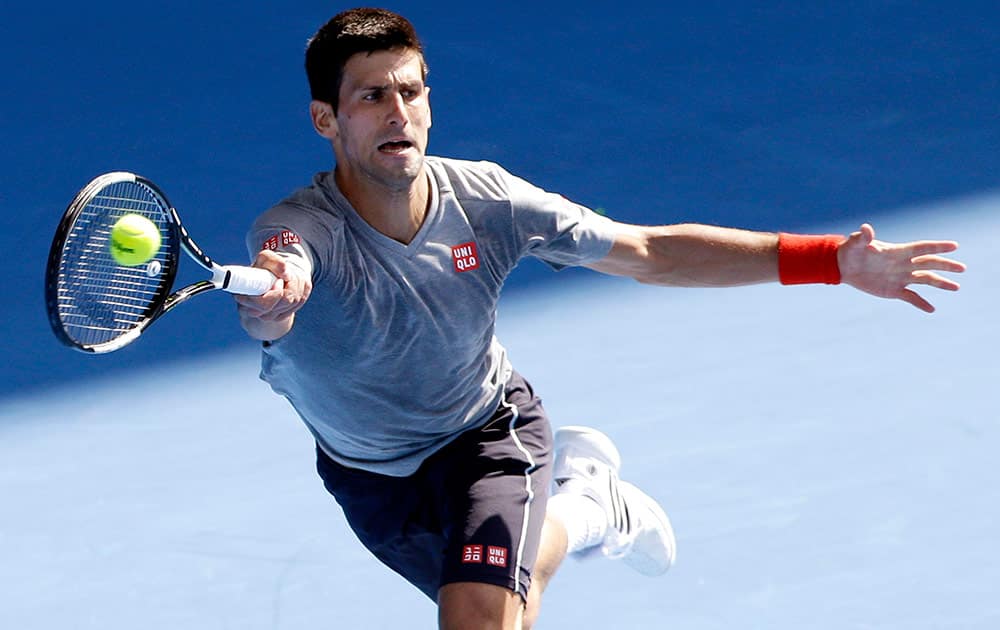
[[336, 168, 430, 245]]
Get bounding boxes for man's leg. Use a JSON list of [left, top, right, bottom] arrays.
[[438, 515, 567, 630], [438, 423, 678, 629], [437, 424, 675, 629], [438, 582, 525, 630], [435, 370, 555, 629], [523, 515, 568, 629]]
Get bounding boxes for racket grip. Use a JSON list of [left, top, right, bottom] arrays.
[[218, 265, 278, 295]]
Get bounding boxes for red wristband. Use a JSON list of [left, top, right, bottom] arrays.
[[777, 233, 845, 285]]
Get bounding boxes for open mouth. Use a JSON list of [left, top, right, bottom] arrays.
[[378, 140, 414, 154]]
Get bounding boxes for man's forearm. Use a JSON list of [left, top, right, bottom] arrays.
[[589, 223, 781, 287]]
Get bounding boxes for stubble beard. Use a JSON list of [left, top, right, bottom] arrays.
[[362, 152, 425, 194]]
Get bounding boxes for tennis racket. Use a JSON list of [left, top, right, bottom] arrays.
[[45, 171, 275, 354]]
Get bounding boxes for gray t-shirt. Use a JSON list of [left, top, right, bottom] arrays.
[[248, 156, 617, 476]]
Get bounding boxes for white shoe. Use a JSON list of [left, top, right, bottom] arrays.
[[553, 426, 676, 576]]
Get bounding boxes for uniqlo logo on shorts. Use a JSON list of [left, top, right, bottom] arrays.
[[262, 230, 301, 251], [487, 546, 508, 567], [451, 241, 480, 273], [462, 545, 483, 564]]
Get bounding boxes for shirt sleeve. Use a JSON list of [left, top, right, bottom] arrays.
[[246, 200, 337, 281], [504, 169, 619, 270]]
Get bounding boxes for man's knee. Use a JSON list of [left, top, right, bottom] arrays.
[[438, 582, 524, 630]]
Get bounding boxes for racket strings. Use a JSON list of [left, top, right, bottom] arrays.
[[55, 181, 175, 346]]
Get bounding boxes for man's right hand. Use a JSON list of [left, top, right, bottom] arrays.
[[235, 249, 313, 340]]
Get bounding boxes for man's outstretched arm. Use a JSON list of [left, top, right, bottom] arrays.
[[586, 222, 964, 312]]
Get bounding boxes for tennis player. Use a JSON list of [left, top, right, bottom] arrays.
[[235, 8, 964, 629]]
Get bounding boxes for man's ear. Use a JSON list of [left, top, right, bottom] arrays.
[[425, 86, 432, 129], [310, 100, 338, 140]]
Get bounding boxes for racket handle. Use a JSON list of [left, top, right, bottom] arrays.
[[217, 265, 278, 295]]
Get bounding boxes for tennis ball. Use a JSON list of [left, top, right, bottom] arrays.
[[109, 214, 161, 266]]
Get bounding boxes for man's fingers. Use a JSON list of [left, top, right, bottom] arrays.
[[906, 240, 960, 257], [911, 271, 961, 292], [911, 254, 967, 274], [254, 306, 299, 322], [252, 250, 311, 297], [237, 250, 311, 327], [858, 223, 876, 243], [842, 225, 964, 310], [253, 248, 285, 266], [234, 280, 286, 315], [235, 299, 277, 319], [239, 301, 297, 322], [234, 294, 272, 315], [899, 288, 935, 313]]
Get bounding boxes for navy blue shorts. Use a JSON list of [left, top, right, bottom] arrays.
[[315, 370, 553, 602]]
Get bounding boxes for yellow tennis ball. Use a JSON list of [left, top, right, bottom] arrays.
[[109, 214, 161, 266]]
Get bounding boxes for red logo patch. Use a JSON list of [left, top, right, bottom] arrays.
[[462, 545, 483, 564], [262, 230, 301, 251], [487, 546, 508, 567], [451, 241, 480, 273]]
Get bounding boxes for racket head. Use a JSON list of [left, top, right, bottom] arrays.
[[45, 172, 181, 353]]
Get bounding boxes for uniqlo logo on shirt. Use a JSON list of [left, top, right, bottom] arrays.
[[262, 230, 301, 251], [462, 545, 483, 564], [487, 546, 508, 568], [451, 241, 480, 273]]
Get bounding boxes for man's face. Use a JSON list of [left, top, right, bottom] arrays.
[[330, 48, 431, 192]]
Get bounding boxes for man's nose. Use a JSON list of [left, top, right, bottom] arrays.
[[386, 93, 409, 126]]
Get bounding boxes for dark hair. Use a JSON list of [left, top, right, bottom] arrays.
[[306, 8, 428, 112]]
